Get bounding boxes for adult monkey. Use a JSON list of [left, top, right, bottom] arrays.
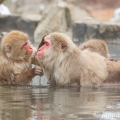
[[37, 32, 108, 87], [0, 30, 43, 85], [37, 32, 120, 87]]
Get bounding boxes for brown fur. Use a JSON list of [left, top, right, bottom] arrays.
[[37, 32, 108, 87], [103, 61, 120, 85], [0, 30, 43, 85], [79, 39, 110, 58]]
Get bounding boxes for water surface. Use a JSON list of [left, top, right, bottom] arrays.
[[0, 86, 120, 120]]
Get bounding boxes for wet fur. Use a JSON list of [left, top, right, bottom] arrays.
[[0, 30, 38, 85], [79, 39, 110, 58], [38, 32, 108, 87]]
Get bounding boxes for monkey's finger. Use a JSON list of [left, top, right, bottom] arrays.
[[35, 70, 44, 76], [35, 66, 42, 69], [36, 68, 43, 71], [35, 72, 44, 76], [35, 66, 43, 71], [35, 69, 43, 73]]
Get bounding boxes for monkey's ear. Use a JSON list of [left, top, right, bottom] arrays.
[[61, 43, 67, 51], [5, 44, 12, 52]]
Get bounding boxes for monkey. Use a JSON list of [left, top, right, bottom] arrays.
[[37, 32, 120, 87], [79, 39, 118, 62], [36, 32, 108, 87], [79, 39, 110, 58], [0, 30, 43, 85]]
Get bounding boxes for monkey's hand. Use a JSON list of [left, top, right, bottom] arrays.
[[34, 66, 44, 76], [14, 67, 44, 84]]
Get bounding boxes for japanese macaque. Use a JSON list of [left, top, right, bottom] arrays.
[[37, 32, 108, 87], [79, 39, 110, 58], [0, 30, 43, 85]]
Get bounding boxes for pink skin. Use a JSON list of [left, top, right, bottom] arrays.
[[22, 42, 33, 55], [37, 39, 51, 59]]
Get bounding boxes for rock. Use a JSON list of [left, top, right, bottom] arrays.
[[68, 3, 90, 21], [0, 15, 39, 43], [72, 22, 87, 42], [21, 13, 41, 22], [72, 18, 120, 44], [34, 2, 72, 42]]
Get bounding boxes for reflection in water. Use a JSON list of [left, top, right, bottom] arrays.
[[0, 87, 120, 120]]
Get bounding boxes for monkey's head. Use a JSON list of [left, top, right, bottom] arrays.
[[1, 30, 34, 60], [37, 32, 77, 61]]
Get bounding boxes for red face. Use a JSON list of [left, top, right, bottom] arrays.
[[22, 42, 33, 55], [37, 39, 51, 59]]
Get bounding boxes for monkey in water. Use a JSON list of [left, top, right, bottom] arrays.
[[37, 32, 108, 87], [79, 39, 118, 62], [0, 30, 43, 85], [79, 39, 110, 58], [37, 32, 120, 87]]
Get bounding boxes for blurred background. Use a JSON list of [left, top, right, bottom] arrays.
[[1, 0, 120, 59], [2, 0, 120, 22]]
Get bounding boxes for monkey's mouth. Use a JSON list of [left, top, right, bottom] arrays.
[[37, 49, 43, 60]]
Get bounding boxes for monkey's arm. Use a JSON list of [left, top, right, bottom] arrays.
[[14, 66, 43, 84]]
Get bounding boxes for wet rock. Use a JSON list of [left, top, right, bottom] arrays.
[[72, 23, 87, 43], [34, 2, 72, 42], [0, 15, 39, 43], [72, 18, 120, 44]]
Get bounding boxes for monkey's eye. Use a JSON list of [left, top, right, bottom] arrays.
[[61, 44, 66, 49], [45, 42, 49, 46]]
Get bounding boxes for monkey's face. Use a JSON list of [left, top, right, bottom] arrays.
[[6, 40, 33, 60], [37, 35, 51, 59], [2, 30, 34, 60], [37, 32, 74, 60], [21, 41, 33, 55], [37, 32, 68, 60]]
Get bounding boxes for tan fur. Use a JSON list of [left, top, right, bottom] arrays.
[[0, 30, 41, 85], [37, 32, 108, 87], [103, 61, 120, 85], [79, 39, 110, 58]]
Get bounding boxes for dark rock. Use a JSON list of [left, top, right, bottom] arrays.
[[72, 23, 87, 42], [72, 19, 120, 44], [0, 15, 39, 43]]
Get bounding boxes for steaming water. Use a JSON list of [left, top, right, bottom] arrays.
[[0, 43, 120, 120]]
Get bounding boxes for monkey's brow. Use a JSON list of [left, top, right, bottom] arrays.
[[21, 42, 27, 48], [23, 42, 27, 46]]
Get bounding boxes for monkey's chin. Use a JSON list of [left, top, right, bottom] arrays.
[[26, 51, 33, 55], [36, 55, 43, 60]]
